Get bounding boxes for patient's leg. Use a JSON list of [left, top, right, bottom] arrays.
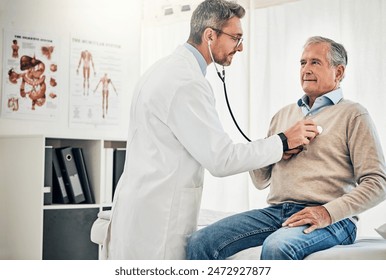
[[186, 207, 283, 260], [261, 218, 357, 260]]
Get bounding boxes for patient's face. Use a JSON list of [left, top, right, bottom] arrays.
[[300, 42, 340, 99]]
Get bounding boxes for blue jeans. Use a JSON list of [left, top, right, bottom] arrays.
[[186, 203, 357, 260]]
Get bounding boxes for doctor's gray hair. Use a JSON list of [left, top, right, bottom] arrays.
[[188, 0, 245, 45], [304, 36, 348, 68]]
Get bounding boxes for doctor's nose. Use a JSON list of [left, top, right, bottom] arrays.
[[236, 41, 243, 52]]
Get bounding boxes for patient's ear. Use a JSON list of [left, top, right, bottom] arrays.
[[335, 64, 345, 82]]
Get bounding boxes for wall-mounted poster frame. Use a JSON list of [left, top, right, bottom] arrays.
[[69, 35, 123, 128], [1, 29, 61, 121]]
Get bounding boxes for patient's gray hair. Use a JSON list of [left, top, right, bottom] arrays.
[[304, 36, 348, 67], [188, 0, 245, 45]]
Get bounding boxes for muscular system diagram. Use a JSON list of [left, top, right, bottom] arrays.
[[77, 50, 96, 95], [69, 36, 122, 125], [94, 73, 117, 118]]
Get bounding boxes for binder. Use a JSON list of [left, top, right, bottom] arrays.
[[52, 148, 70, 204], [113, 148, 126, 198], [56, 147, 86, 204], [44, 146, 53, 205], [72, 147, 95, 204], [44, 146, 53, 187], [43, 186, 52, 205]]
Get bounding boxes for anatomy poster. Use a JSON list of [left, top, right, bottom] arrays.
[[70, 36, 123, 127], [1, 29, 60, 120]]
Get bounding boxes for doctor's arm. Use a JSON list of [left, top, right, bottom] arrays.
[[167, 81, 283, 177]]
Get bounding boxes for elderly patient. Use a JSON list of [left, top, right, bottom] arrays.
[[187, 36, 386, 260]]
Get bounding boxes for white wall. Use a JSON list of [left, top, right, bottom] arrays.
[[0, 0, 142, 140]]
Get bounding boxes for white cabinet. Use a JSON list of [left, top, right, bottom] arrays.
[[0, 135, 125, 259]]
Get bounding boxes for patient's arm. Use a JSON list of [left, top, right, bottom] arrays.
[[249, 165, 273, 190]]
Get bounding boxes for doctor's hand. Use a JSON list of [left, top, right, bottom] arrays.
[[282, 206, 332, 234], [282, 147, 303, 160], [284, 119, 319, 149]]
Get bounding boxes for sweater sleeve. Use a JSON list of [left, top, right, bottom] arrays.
[[249, 166, 273, 190], [323, 111, 386, 222], [249, 112, 283, 189]]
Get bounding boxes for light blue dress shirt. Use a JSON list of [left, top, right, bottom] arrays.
[[297, 88, 343, 116], [184, 42, 207, 76]]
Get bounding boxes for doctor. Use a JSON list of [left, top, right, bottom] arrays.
[[104, 0, 318, 260]]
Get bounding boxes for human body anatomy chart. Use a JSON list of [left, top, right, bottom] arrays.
[[1, 29, 60, 121], [69, 36, 123, 127]]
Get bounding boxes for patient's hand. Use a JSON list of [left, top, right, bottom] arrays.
[[282, 205, 332, 234], [282, 147, 303, 160]]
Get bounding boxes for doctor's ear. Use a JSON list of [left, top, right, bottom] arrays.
[[203, 28, 214, 45]]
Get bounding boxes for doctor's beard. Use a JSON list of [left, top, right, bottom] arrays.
[[214, 51, 236, 67]]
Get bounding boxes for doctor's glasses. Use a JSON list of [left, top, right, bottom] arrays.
[[211, 28, 244, 48]]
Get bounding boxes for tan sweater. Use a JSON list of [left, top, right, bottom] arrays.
[[250, 98, 386, 223]]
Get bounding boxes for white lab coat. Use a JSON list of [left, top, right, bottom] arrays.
[[103, 45, 282, 259]]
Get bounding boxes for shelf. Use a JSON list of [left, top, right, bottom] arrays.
[[0, 134, 126, 259], [43, 204, 100, 210]]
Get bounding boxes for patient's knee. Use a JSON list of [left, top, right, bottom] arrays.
[[186, 230, 213, 260], [261, 235, 300, 260]]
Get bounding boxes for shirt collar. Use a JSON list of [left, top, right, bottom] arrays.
[[297, 87, 343, 107], [184, 42, 207, 76]]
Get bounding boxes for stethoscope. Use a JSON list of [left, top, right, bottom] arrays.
[[208, 40, 251, 142], [208, 41, 324, 144]]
